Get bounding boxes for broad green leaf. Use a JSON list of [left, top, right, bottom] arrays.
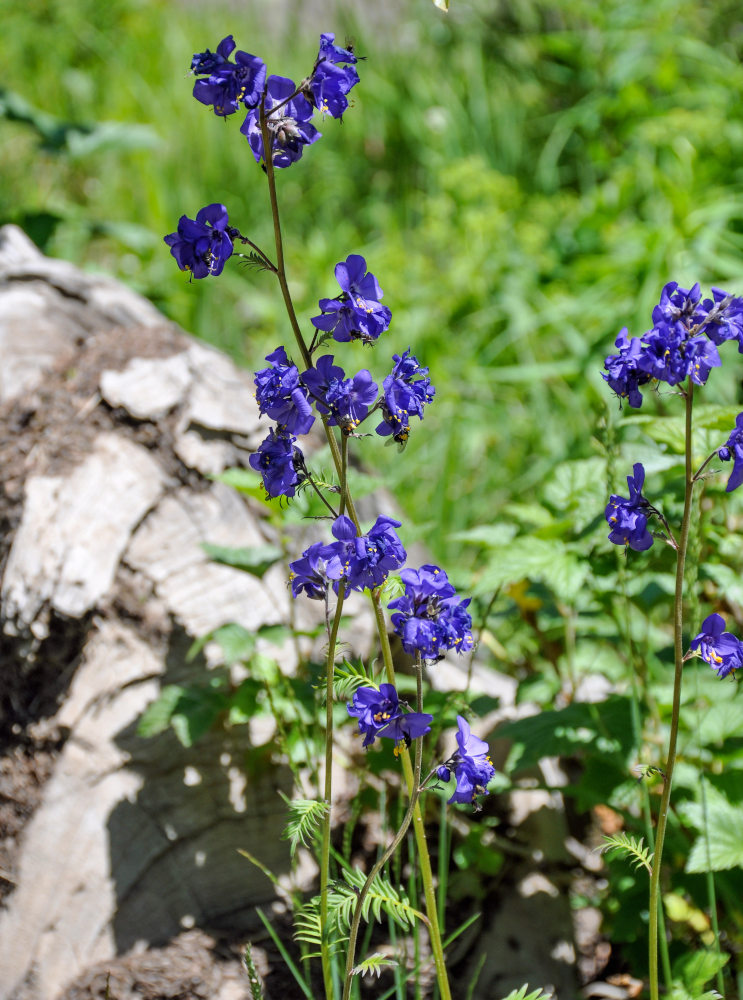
[[542, 457, 607, 531], [474, 536, 588, 602], [682, 788, 743, 873], [672, 949, 729, 993]]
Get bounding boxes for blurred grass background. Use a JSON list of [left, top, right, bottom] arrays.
[[4, 0, 743, 564]]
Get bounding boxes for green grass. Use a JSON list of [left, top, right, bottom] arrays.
[[4, 0, 743, 562]]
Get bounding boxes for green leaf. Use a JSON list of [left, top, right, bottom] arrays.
[[280, 794, 330, 857], [542, 457, 607, 531], [498, 987, 552, 1000], [497, 695, 633, 773], [672, 949, 729, 993], [136, 685, 185, 738], [684, 789, 743, 873], [202, 542, 283, 577], [473, 537, 588, 602], [599, 833, 653, 875], [352, 953, 399, 978]]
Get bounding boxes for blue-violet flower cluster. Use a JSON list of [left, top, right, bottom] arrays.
[[436, 716, 496, 809], [717, 413, 743, 493], [689, 613, 743, 678], [388, 565, 473, 660], [191, 35, 266, 117], [312, 255, 392, 344], [164, 204, 238, 280], [376, 349, 435, 444], [605, 463, 654, 551], [602, 281, 743, 408], [347, 683, 432, 748], [304, 33, 360, 120]]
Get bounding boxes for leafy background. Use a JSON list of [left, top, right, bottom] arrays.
[[6, 0, 743, 994]]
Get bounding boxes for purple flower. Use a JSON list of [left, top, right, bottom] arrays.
[[240, 75, 320, 168], [311, 255, 391, 344], [602, 328, 652, 408], [652, 281, 704, 332], [376, 350, 435, 445], [437, 716, 496, 809], [305, 33, 359, 119], [254, 347, 315, 435], [347, 683, 432, 748], [717, 412, 743, 491], [248, 427, 303, 498], [388, 565, 473, 661], [605, 463, 654, 551], [288, 541, 344, 600], [191, 36, 266, 116], [301, 355, 378, 433], [689, 613, 743, 678], [164, 203, 237, 279], [330, 514, 406, 592], [701, 288, 743, 353]]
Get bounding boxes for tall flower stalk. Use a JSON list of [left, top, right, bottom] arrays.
[[603, 282, 743, 999], [165, 31, 494, 1000]]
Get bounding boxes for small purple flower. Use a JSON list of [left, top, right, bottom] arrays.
[[347, 683, 432, 748], [437, 716, 496, 809], [602, 328, 652, 408], [254, 347, 315, 435], [248, 427, 303, 498], [376, 350, 435, 445], [700, 288, 743, 352], [305, 33, 359, 119], [288, 541, 344, 600], [388, 565, 473, 661], [717, 413, 743, 491], [689, 613, 743, 678], [311, 255, 391, 344], [164, 204, 237, 279], [652, 281, 703, 332], [605, 463, 654, 551], [330, 514, 406, 592], [240, 75, 320, 168], [191, 36, 266, 116], [301, 355, 378, 433]]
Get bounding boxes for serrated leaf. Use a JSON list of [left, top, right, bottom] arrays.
[[202, 542, 283, 577], [542, 457, 607, 531], [685, 790, 743, 873], [498, 987, 553, 1000], [691, 698, 743, 747]]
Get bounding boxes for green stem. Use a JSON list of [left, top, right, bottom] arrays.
[[341, 655, 426, 1000], [370, 591, 453, 1000], [648, 382, 695, 1000], [319, 581, 346, 999]]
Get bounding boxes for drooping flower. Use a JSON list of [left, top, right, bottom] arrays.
[[311, 254, 391, 344], [376, 350, 435, 445], [388, 565, 473, 661], [602, 328, 653, 408], [347, 683, 432, 748], [191, 35, 266, 116], [288, 541, 344, 600], [164, 204, 237, 279], [605, 463, 654, 551], [689, 613, 743, 678], [717, 412, 743, 492], [254, 347, 315, 435], [248, 427, 303, 498], [240, 75, 320, 168], [330, 514, 406, 592], [301, 355, 377, 433], [436, 715, 496, 808], [305, 33, 359, 119]]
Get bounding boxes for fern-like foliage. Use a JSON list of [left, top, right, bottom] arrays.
[[332, 658, 376, 701], [239, 250, 273, 272], [499, 987, 553, 1000], [329, 867, 421, 933], [352, 952, 399, 978], [599, 832, 653, 875], [279, 794, 329, 857]]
